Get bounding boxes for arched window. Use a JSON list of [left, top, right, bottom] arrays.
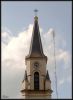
[[34, 72, 39, 90]]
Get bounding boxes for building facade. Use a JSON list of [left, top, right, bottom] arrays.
[[20, 15, 53, 99]]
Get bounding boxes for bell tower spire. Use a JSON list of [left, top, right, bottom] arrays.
[[21, 10, 53, 99], [25, 10, 47, 61]]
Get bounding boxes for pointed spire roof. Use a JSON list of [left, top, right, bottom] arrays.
[[46, 70, 50, 80], [22, 70, 28, 82], [29, 16, 44, 55], [25, 15, 47, 60], [23, 70, 27, 81]]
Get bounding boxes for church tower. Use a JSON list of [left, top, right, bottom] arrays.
[[21, 12, 53, 99]]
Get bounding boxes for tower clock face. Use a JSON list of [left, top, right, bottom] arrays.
[[34, 62, 39, 68]]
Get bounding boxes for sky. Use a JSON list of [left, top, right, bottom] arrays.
[[1, 1, 72, 99]]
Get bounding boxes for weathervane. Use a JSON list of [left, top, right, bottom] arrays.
[[34, 9, 38, 16]]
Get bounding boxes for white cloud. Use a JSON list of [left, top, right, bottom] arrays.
[[1, 24, 71, 98], [58, 75, 71, 88], [2, 32, 12, 44], [58, 79, 65, 86], [1, 24, 33, 98], [42, 29, 71, 73], [56, 49, 71, 64]]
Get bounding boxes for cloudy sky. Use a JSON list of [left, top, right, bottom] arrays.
[[1, 1, 72, 99]]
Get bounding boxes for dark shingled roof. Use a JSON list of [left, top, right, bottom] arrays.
[[25, 16, 47, 60]]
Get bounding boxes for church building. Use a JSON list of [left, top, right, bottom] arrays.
[[20, 12, 53, 99]]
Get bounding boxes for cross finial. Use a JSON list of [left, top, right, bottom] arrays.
[[34, 9, 38, 16]]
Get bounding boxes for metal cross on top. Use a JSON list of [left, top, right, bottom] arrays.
[[34, 9, 38, 16]]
